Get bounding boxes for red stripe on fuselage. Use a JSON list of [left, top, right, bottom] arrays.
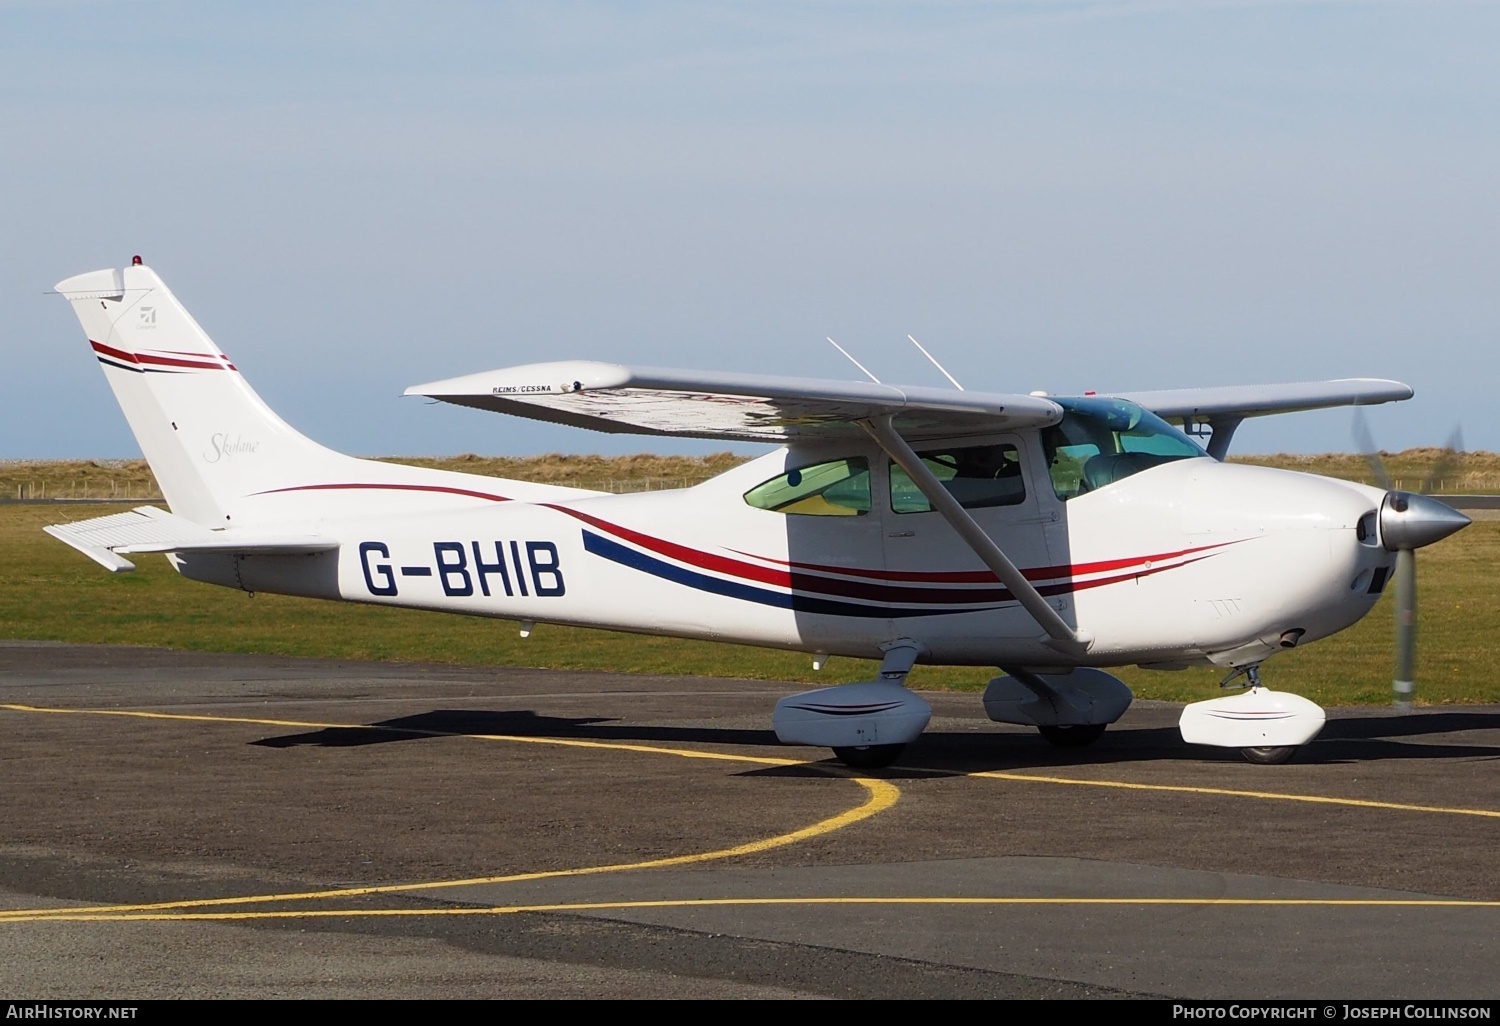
[[742, 542, 1234, 585], [254, 483, 514, 503], [549, 504, 1225, 605]]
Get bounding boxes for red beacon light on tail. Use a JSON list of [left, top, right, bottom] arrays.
[[131, 255, 143, 266]]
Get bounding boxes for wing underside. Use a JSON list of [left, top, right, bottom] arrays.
[[406, 360, 1413, 443], [405, 361, 1063, 443]]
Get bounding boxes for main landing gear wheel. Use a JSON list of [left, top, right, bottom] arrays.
[[1240, 745, 1298, 765], [831, 744, 905, 769], [1037, 724, 1107, 748]]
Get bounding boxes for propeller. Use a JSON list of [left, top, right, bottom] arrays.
[[1352, 411, 1472, 707]]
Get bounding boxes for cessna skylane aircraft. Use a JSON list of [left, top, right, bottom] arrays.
[[46, 261, 1471, 767]]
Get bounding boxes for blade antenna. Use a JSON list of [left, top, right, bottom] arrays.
[[907, 334, 964, 391], [826, 337, 881, 384]]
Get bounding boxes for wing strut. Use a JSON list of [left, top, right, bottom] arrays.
[[860, 415, 1092, 656], [1205, 416, 1242, 461]]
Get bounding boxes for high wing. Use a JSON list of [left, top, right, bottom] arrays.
[[407, 361, 1412, 446], [404, 361, 1062, 442], [45, 507, 336, 573], [1117, 378, 1413, 422]]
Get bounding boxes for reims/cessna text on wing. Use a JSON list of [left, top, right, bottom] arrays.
[[46, 260, 1470, 768]]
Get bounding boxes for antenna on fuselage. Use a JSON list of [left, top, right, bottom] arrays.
[[906, 334, 964, 390], [826, 337, 882, 384]]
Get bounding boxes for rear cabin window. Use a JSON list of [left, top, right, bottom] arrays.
[[890, 443, 1026, 514], [743, 457, 871, 516]]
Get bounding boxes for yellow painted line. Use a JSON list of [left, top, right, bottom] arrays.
[[18, 703, 1497, 819], [959, 768, 1500, 820], [0, 703, 898, 920], [4, 895, 1499, 925], [6, 700, 1496, 931]]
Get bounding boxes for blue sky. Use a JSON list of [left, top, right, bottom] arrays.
[[3, 1, 1496, 458]]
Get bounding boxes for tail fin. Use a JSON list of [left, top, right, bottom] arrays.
[[56, 262, 383, 526], [57, 261, 603, 528]]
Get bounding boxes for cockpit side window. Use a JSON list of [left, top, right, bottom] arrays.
[[890, 443, 1026, 514], [1042, 397, 1205, 501], [743, 457, 871, 516]]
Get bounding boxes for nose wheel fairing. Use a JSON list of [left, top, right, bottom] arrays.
[[1179, 684, 1326, 759]]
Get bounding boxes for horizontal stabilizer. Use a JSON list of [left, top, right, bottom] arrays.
[[405, 361, 1062, 442], [45, 506, 336, 573]]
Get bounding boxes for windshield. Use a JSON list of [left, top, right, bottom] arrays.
[[1041, 397, 1205, 500]]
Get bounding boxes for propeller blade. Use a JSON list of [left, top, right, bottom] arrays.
[[1352, 408, 1394, 491], [1393, 547, 1417, 708], [1419, 425, 1465, 496]]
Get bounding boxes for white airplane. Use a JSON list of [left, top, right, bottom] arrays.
[[46, 260, 1471, 768]]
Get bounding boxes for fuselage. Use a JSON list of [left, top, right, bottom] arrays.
[[169, 433, 1395, 672]]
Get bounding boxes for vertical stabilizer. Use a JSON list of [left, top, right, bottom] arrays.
[[56, 262, 362, 526]]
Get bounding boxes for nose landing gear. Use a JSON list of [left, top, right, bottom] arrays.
[[1178, 663, 1326, 764]]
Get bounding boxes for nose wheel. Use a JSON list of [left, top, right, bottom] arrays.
[[1240, 745, 1298, 764]]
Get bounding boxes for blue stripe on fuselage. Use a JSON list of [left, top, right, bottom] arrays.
[[581, 530, 1002, 619]]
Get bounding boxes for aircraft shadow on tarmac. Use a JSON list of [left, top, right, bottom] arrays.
[[248, 708, 1500, 772]]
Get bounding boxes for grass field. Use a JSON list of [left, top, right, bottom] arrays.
[[4, 499, 1496, 706]]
